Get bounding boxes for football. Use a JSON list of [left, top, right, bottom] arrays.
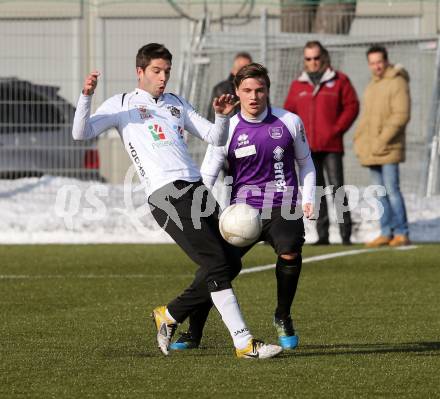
[[219, 203, 262, 247]]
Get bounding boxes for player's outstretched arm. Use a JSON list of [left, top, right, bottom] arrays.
[[212, 94, 236, 116], [72, 71, 119, 141], [200, 144, 227, 189], [183, 95, 233, 146], [82, 71, 100, 96]]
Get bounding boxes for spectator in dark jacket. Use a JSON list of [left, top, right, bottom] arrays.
[[207, 52, 252, 121], [284, 41, 359, 245]]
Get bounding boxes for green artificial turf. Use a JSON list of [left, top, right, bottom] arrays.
[[1, 244, 439, 398]]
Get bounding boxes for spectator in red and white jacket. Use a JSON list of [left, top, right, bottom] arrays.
[[284, 41, 359, 245]]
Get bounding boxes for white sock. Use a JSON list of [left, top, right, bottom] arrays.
[[165, 308, 177, 324], [210, 288, 253, 350]]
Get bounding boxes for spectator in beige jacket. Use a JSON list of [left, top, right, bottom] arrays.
[[354, 45, 411, 247]]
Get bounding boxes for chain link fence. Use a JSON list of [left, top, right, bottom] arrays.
[[1, 0, 440, 236], [181, 32, 439, 196]]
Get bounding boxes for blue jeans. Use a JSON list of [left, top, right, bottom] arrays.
[[369, 164, 409, 237]]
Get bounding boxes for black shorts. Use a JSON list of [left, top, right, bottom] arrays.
[[241, 206, 305, 256], [148, 180, 241, 289]]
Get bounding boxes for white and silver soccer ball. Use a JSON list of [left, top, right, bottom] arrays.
[[219, 203, 262, 247]]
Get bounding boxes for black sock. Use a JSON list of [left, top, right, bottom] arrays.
[[275, 254, 302, 320], [188, 301, 213, 342]]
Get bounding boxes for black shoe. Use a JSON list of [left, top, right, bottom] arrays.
[[312, 238, 330, 245], [342, 238, 352, 245]]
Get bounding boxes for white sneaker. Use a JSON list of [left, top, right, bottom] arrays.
[[236, 338, 283, 359], [151, 306, 177, 355]]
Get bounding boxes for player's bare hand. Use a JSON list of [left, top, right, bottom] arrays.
[[303, 203, 314, 219], [82, 71, 100, 96], [213, 94, 237, 116]]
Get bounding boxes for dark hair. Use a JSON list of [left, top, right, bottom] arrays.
[[234, 63, 270, 89], [234, 52, 253, 62], [366, 45, 388, 61], [136, 43, 172, 70], [303, 40, 331, 69], [304, 40, 326, 53]]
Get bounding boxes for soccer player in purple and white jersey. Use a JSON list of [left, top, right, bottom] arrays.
[[170, 63, 316, 351]]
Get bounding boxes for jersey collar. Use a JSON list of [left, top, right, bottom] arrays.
[[238, 106, 271, 126], [135, 88, 165, 105]]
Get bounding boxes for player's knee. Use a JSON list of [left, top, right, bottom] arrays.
[[276, 253, 302, 274], [280, 252, 299, 261]]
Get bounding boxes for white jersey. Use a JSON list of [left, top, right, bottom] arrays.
[[72, 88, 229, 196]]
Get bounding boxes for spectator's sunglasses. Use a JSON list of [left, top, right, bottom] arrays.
[[304, 56, 321, 61]]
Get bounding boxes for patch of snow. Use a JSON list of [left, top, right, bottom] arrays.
[[0, 176, 438, 244]]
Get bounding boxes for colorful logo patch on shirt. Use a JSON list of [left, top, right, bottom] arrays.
[[167, 105, 181, 118], [136, 105, 150, 120], [273, 146, 284, 161], [173, 124, 184, 139], [148, 124, 166, 141], [268, 126, 283, 139], [237, 133, 249, 146]]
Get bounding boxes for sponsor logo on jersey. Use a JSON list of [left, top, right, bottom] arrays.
[[148, 124, 166, 141], [273, 146, 284, 161], [128, 142, 146, 177], [237, 133, 249, 146], [173, 124, 184, 139], [148, 124, 174, 148], [274, 161, 287, 192], [235, 144, 256, 158], [136, 105, 150, 120], [167, 105, 181, 118], [268, 126, 283, 139]]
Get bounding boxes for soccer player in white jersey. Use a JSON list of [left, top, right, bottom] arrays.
[[72, 43, 282, 359], [170, 63, 316, 351]]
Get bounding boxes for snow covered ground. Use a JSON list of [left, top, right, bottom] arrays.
[[0, 176, 439, 244]]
